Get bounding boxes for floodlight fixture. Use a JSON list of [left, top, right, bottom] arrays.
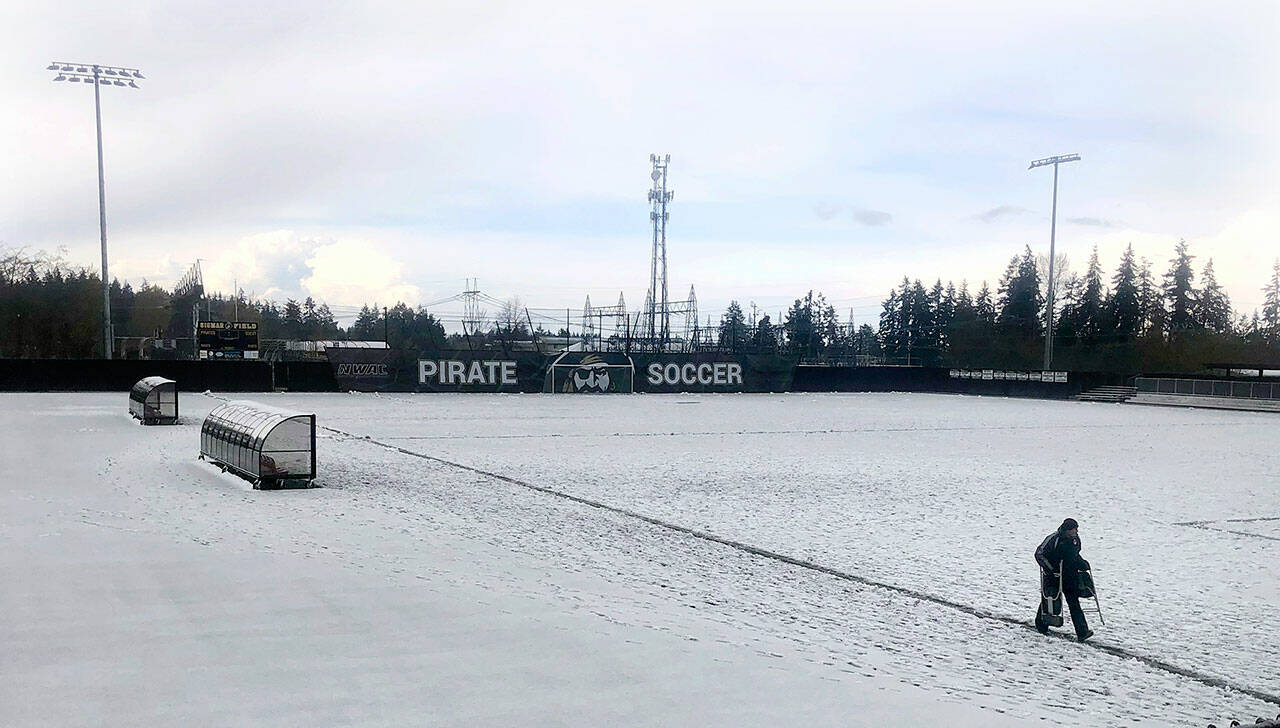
[[1028, 152, 1081, 370], [47, 60, 145, 360], [1028, 153, 1080, 170]]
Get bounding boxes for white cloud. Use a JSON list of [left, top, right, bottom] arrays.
[[301, 239, 420, 307], [204, 230, 321, 301], [197, 230, 418, 307]]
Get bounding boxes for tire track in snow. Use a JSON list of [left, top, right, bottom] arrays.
[[374, 422, 1256, 442], [324, 421, 1280, 709]]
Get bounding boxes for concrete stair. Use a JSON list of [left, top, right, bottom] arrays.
[[1075, 385, 1137, 403]]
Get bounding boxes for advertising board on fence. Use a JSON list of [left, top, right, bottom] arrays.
[[950, 369, 1068, 383], [631, 354, 795, 393], [328, 348, 545, 392], [329, 349, 798, 394]]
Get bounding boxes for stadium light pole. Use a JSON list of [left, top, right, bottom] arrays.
[[48, 61, 145, 360], [1028, 153, 1080, 370]]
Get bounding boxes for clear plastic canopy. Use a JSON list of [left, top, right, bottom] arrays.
[[129, 376, 178, 425], [200, 401, 315, 486]]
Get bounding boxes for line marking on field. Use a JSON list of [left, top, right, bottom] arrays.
[[1173, 518, 1280, 543], [322, 420, 1280, 708]]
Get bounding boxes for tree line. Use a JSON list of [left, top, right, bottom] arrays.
[[713, 240, 1280, 371], [5, 241, 1280, 371], [0, 246, 453, 358]]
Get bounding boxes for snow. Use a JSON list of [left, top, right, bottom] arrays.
[[3, 391, 1278, 726]]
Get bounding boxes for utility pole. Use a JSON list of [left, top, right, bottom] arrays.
[[48, 61, 144, 359], [1029, 153, 1081, 370], [383, 306, 389, 345]]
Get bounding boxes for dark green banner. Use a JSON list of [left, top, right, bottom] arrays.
[[329, 349, 795, 393], [631, 353, 795, 393], [327, 348, 546, 392]]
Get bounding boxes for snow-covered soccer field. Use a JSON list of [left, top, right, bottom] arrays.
[[3, 391, 1277, 726]]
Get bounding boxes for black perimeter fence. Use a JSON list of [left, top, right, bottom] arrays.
[[0, 357, 1138, 399], [0, 359, 336, 393]]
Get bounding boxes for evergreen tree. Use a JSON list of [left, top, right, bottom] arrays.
[[937, 281, 957, 357], [1262, 259, 1280, 343], [1075, 247, 1106, 345], [878, 288, 901, 358], [975, 281, 996, 327], [282, 299, 303, 339], [922, 280, 944, 358], [1163, 239, 1199, 335], [301, 296, 320, 338], [718, 300, 748, 352], [1054, 272, 1082, 349], [908, 279, 936, 364], [350, 304, 382, 340], [259, 301, 284, 339], [996, 246, 1043, 342], [854, 323, 880, 359], [1137, 256, 1165, 338], [954, 280, 974, 319], [784, 291, 817, 357], [945, 280, 980, 363], [751, 313, 776, 350], [316, 303, 340, 339], [1195, 259, 1232, 334], [1107, 244, 1142, 340], [409, 309, 448, 351], [813, 292, 841, 353], [895, 277, 914, 358]]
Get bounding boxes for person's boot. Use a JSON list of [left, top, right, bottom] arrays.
[[1035, 614, 1049, 635], [1078, 629, 1094, 642]]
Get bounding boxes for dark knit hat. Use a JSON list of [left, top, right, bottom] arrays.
[[1060, 518, 1079, 532]]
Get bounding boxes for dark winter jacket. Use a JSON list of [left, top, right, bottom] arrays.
[[1035, 529, 1090, 575]]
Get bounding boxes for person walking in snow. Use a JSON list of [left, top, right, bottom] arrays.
[[1034, 518, 1093, 642]]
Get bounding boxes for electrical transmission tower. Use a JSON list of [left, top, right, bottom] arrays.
[[646, 154, 673, 346], [583, 293, 628, 351], [461, 277, 482, 336]]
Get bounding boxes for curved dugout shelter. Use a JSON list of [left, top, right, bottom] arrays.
[[200, 401, 316, 488], [129, 376, 179, 425]]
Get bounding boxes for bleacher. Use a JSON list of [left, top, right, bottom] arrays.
[[1129, 376, 1280, 413]]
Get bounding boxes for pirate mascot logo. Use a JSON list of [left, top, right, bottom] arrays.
[[545, 351, 635, 393], [564, 354, 612, 393]]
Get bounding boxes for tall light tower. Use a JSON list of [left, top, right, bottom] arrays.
[[49, 61, 145, 359], [1028, 153, 1080, 370], [646, 154, 673, 346]]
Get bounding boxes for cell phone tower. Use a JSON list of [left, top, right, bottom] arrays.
[[646, 154, 673, 348]]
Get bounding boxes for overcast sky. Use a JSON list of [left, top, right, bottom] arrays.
[[2, 0, 1277, 326]]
